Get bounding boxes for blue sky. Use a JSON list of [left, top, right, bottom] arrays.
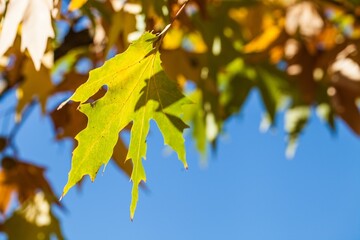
[[1, 89, 360, 240]]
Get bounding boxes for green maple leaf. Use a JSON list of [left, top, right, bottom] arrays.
[[60, 32, 190, 219]]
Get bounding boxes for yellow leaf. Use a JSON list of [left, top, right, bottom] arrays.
[[161, 49, 204, 83], [243, 25, 282, 53], [16, 59, 53, 121], [162, 28, 184, 50], [60, 32, 190, 220], [270, 46, 283, 63], [68, 0, 87, 11], [185, 31, 208, 53]]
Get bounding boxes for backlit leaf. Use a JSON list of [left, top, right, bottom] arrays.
[[60, 32, 190, 219], [16, 59, 53, 121], [285, 105, 310, 159], [2, 192, 64, 240], [68, 0, 87, 11], [0, 0, 55, 70], [243, 25, 282, 53], [50, 102, 133, 178]]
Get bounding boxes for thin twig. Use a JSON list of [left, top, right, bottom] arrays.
[[6, 101, 36, 157], [171, 0, 190, 25], [8, 101, 35, 139], [156, 0, 190, 46], [0, 106, 16, 135], [0, 105, 17, 118]]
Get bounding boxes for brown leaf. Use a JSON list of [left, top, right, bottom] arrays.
[[0, 157, 58, 214], [54, 28, 92, 60], [161, 49, 205, 84], [16, 59, 53, 121], [329, 44, 360, 97], [229, 5, 265, 41], [0, 173, 14, 214], [329, 87, 360, 135], [52, 71, 88, 94], [51, 102, 87, 140], [112, 138, 132, 178], [285, 40, 317, 104], [106, 6, 137, 54], [192, 0, 208, 19], [2, 192, 64, 240], [50, 103, 132, 177]]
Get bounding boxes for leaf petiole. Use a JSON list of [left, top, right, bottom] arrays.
[[154, 0, 190, 48]]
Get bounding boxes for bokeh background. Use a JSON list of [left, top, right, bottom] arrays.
[[2, 90, 360, 239], [1, 1, 360, 239]]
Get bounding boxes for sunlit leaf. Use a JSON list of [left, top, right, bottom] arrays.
[[2, 192, 64, 240], [0, 0, 55, 70], [68, 0, 87, 11], [285, 105, 310, 159], [60, 32, 190, 219], [16, 59, 53, 121]]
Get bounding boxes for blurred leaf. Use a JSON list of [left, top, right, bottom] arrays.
[[51, 102, 87, 140], [243, 25, 282, 53], [330, 87, 360, 135], [285, 105, 310, 159], [0, 0, 55, 70], [16, 59, 53, 121], [256, 66, 288, 124], [161, 49, 204, 83], [219, 58, 254, 118], [106, 7, 137, 54], [162, 28, 184, 50], [68, 0, 88, 11], [112, 138, 132, 178], [0, 157, 58, 214], [285, 1, 324, 38], [316, 103, 336, 131], [52, 71, 88, 94], [54, 30, 92, 61], [50, 102, 133, 178], [0, 173, 14, 214], [184, 90, 207, 155], [2, 192, 64, 240]]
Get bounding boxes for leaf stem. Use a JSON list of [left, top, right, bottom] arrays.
[[171, 0, 190, 25], [155, 0, 190, 47]]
